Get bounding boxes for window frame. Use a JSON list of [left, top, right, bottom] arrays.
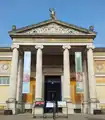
[[0, 76, 10, 85]]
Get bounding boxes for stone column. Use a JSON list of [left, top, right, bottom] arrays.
[[35, 45, 43, 101], [87, 45, 97, 114], [83, 57, 89, 114], [62, 45, 73, 114], [8, 44, 19, 114], [16, 56, 23, 112]]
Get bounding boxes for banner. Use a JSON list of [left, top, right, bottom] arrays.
[[75, 52, 84, 93], [76, 73, 84, 93], [22, 51, 31, 93]]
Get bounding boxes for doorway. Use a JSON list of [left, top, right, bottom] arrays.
[[44, 76, 62, 113]]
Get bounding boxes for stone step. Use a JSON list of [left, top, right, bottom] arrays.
[[0, 110, 4, 115]]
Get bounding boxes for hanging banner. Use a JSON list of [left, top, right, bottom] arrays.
[[75, 52, 82, 73], [22, 51, 31, 93], [76, 75, 84, 93], [75, 52, 84, 93]]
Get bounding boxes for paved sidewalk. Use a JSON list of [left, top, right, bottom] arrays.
[[0, 113, 105, 120]]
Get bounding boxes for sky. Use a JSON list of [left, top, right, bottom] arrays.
[[0, 0, 105, 47]]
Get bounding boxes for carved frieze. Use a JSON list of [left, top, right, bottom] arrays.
[[0, 61, 11, 74], [95, 61, 105, 73], [96, 63, 104, 72], [24, 23, 85, 35]]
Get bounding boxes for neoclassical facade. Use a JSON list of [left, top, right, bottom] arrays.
[[0, 12, 105, 115]]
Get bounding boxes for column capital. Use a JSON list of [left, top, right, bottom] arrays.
[[11, 44, 19, 49], [62, 45, 71, 50], [87, 45, 95, 50], [35, 45, 43, 49]]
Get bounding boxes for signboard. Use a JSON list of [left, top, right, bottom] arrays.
[[75, 52, 84, 93], [58, 101, 66, 107], [34, 101, 44, 107], [22, 51, 31, 93], [46, 101, 54, 108]]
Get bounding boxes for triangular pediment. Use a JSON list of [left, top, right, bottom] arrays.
[[22, 23, 86, 35], [9, 19, 96, 37]]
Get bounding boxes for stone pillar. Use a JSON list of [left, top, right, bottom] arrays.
[[32, 45, 43, 115], [83, 57, 89, 114], [16, 56, 23, 113], [35, 45, 43, 101], [87, 45, 97, 114], [7, 44, 19, 114], [62, 45, 73, 114]]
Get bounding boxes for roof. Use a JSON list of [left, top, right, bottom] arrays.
[[94, 47, 105, 52], [0, 47, 12, 52], [8, 19, 97, 39]]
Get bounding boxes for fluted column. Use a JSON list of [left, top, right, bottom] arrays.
[[8, 44, 19, 114], [16, 56, 23, 112], [62, 45, 71, 101], [35, 45, 43, 101], [83, 57, 89, 114], [9, 44, 19, 99], [16, 56, 23, 103], [87, 45, 97, 114]]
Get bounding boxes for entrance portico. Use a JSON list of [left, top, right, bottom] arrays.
[[7, 44, 97, 114], [7, 11, 98, 114]]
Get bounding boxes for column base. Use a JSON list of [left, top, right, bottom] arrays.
[[89, 102, 97, 114], [82, 101, 89, 114], [89, 99, 99, 114], [62, 101, 74, 114], [67, 102, 74, 114], [16, 102, 24, 113], [6, 98, 17, 115]]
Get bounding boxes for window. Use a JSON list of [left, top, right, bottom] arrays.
[[0, 77, 10, 85]]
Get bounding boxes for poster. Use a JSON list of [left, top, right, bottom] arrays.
[[22, 51, 31, 93], [46, 102, 54, 108], [75, 52, 84, 93], [33, 101, 44, 107], [58, 101, 66, 107]]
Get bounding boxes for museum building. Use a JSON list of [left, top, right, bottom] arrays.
[[0, 10, 105, 114]]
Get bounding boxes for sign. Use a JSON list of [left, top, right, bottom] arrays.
[[46, 102, 54, 108], [75, 52, 84, 93], [58, 101, 66, 107], [33, 101, 44, 107], [22, 51, 31, 93]]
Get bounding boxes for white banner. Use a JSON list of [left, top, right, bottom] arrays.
[[22, 51, 31, 93], [75, 52, 84, 93]]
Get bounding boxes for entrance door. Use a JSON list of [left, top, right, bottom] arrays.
[[44, 76, 61, 113]]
